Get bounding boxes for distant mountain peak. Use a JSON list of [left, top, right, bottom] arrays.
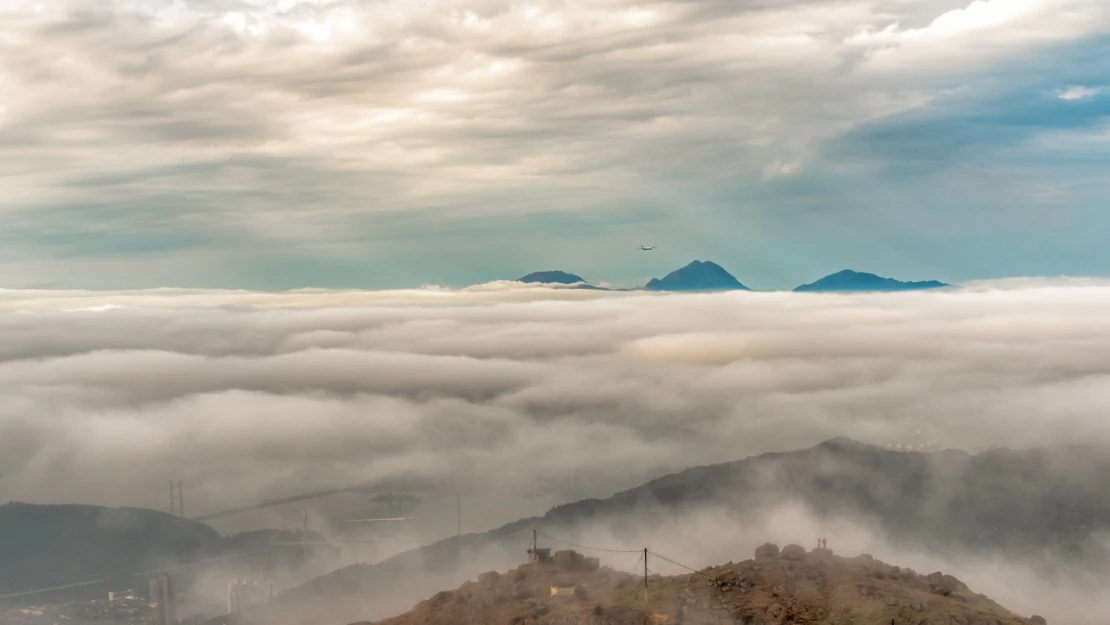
[[518, 270, 587, 285], [644, 260, 750, 291], [793, 269, 947, 293]]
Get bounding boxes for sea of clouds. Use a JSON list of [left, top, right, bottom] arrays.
[[3, 279, 1110, 535]]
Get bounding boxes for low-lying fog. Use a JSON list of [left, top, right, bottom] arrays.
[[3, 279, 1110, 621]]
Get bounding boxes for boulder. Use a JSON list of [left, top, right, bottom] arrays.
[[925, 572, 964, 598], [553, 550, 587, 571], [478, 571, 500, 587], [1031, 616, 1047, 625], [755, 543, 780, 559], [511, 584, 534, 600], [781, 544, 806, 561]]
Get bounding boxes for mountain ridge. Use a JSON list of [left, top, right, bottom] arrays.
[[0, 503, 336, 601], [517, 270, 588, 285], [0, 503, 225, 595], [216, 438, 1110, 625], [509, 265, 949, 293], [793, 269, 948, 292]]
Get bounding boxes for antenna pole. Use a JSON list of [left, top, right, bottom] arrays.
[[302, 508, 309, 572], [643, 548, 648, 607], [177, 481, 183, 518], [169, 482, 176, 516], [456, 493, 461, 537]]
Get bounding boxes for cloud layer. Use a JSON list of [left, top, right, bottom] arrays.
[[4, 283, 1110, 540], [1, 0, 1109, 288]]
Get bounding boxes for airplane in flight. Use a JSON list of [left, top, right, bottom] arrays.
[[639, 245, 655, 251]]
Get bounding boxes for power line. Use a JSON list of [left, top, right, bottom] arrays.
[[189, 485, 372, 521], [647, 549, 718, 581], [535, 531, 640, 554], [628, 552, 644, 576], [533, 531, 719, 584], [133, 547, 276, 576], [268, 540, 429, 545], [190, 479, 448, 522], [0, 578, 110, 601], [0, 547, 279, 601]]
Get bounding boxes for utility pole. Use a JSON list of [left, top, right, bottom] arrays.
[[157, 573, 176, 625], [302, 509, 309, 575], [643, 548, 648, 608], [456, 494, 461, 537], [177, 481, 184, 518], [169, 482, 176, 516]]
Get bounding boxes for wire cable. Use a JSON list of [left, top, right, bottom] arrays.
[[647, 549, 718, 581], [535, 531, 641, 554], [629, 552, 644, 576]]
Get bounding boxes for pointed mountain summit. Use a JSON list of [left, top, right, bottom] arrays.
[[518, 270, 586, 284], [793, 269, 947, 293], [644, 260, 750, 291]]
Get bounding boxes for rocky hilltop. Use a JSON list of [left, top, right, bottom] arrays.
[[364, 544, 1042, 625], [214, 438, 1110, 625]]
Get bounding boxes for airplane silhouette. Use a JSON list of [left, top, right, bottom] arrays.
[[639, 245, 654, 251]]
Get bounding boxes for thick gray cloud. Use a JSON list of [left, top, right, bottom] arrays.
[[1, 0, 1109, 288], [3, 282, 1110, 542]]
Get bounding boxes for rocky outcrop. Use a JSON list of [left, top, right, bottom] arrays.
[[754, 543, 780, 559], [372, 547, 1039, 625], [552, 549, 600, 572], [780, 544, 806, 561]]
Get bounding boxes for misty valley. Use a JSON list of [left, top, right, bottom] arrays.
[[3, 0, 1110, 622], [4, 283, 1110, 625]]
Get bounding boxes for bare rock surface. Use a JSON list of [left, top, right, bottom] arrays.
[[370, 547, 1038, 625]]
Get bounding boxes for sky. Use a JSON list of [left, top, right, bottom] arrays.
[[1, 0, 1108, 290]]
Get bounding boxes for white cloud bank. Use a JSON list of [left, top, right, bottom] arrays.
[[3, 282, 1110, 537]]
